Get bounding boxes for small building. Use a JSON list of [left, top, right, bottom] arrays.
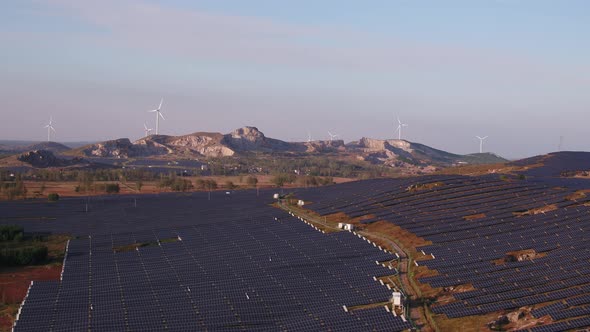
[[392, 292, 403, 307], [297, 200, 305, 206], [344, 224, 355, 231]]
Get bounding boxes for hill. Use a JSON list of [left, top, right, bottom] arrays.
[[0, 141, 71, 155], [62, 126, 506, 172], [510, 151, 590, 177]]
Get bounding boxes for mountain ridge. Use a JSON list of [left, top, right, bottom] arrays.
[[62, 126, 506, 166]]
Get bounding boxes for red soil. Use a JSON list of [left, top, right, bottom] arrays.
[[0, 265, 61, 331]]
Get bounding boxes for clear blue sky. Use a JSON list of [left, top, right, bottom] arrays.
[[2, 0, 589, 158]]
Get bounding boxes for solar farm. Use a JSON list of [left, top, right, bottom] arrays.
[[4, 153, 590, 331], [293, 173, 590, 331], [3, 191, 411, 331]]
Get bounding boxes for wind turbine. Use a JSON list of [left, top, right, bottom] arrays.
[[143, 122, 153, 137], [476, 136, 488, 153], [44, 117, 56, 142], [148, 98, 164, 135], [328, 131, 339, 142], [307, 131, 313, 143], [394, 116, 408, 140]]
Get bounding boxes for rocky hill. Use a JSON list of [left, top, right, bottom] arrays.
[[63, 126, 506, 169], [16, 150, 85, 168]]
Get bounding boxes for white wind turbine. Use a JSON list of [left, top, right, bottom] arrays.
[[394, 116, 408, 140], [148, 98, 165, 135], [328, 131, 339, 142], [476, 136, 488, 153], [143, 122, 153, 137], [44, 117, 56, 142], [307, 131, 313, 143]]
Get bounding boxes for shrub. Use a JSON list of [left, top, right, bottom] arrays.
[[195, 179, 217, 190], [0, 245, 48, 266], [246, 176, 258, 188], [105, 183, 120, 194], [271, 173, 296, 187], [170, 179, 193, 192], [0, 225, 24, 242], [47, 193, 60, 201]]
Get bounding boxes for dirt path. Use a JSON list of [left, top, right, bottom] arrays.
[[277, 201, 439, 331]]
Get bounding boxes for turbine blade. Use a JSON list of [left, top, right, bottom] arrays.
[[159, 112, 165, 120], [148, 110, 158, 113], [51, 127, 56, 132], [158, 98, 163, 110]]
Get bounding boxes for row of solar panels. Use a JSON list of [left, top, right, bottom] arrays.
[[13, 197, 412, 331], [295, 175, 590, 329]]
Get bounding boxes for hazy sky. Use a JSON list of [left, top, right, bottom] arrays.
[[2, 1, 589, 158]]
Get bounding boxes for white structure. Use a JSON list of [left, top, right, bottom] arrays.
[[328, 131, 339, 142], [44, 117, 56, 142], [392, 292, 403, 307], [148, 98, 165, 135], [143, 122, 153, 137], [297, 200, 305, 206], [273, 193, 280, 199], [338, 223, 355, 231], [394, 116, 408, 140], [476, 136, 488, 153]]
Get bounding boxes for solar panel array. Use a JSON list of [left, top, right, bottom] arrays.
[[6, 191, 412, 331], [295, 174, 590, 330]]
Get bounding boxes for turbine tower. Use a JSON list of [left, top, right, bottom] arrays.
[[144, 122, 153, 137], [328, 131, 339, 142], [307, 131, 313, 143], [476, 136, 488, 153], [44, 117, 56, 142], [394, 116, 408, 140], [148, 98, 164, 135]]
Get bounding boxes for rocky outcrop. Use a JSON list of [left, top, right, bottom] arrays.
[[17, 150, 83, 168], [133, 138, 174, 156], [82, 138, 135, 158], [302, 140, 345, 153], [166, 133, 235, 157], [222, 126, 304, 153]]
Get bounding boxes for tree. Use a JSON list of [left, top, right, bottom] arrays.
[[195, 179, 217, 191], [225, 180, 236, 190], [246, 176, 258, 188], [105, 183, 120, 194], [271, 173, 295, 187], [136, 180, 143, 192]]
